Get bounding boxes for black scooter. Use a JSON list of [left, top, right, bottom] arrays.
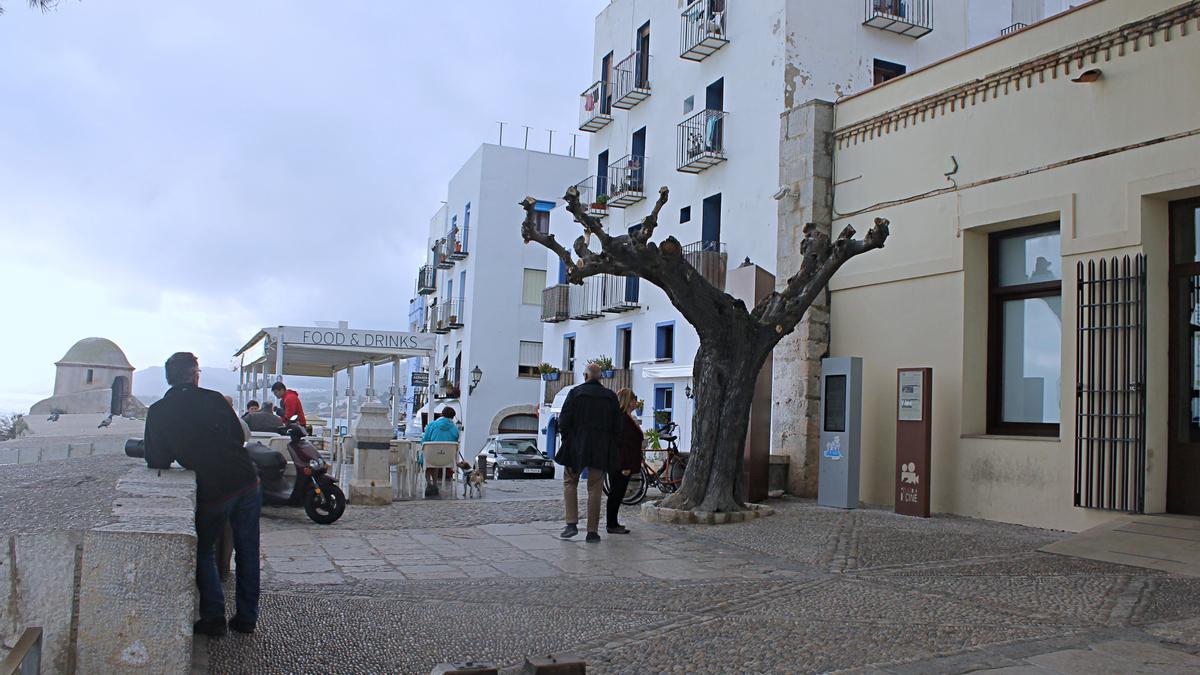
[[247, 418, 346, 524]]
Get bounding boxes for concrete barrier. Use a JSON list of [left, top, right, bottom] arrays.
[[0, 464, 197, 674]]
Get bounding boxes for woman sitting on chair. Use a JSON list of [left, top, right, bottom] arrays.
[[421, 407, 460, 495]]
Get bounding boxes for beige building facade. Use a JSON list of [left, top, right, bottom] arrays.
[[788, 0, 1200, 531], [31, 337, 146, 416]]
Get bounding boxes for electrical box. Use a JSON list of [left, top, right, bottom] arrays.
[[818, 357, 862, 509]]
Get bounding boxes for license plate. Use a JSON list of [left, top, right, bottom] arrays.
[[523, 468, 542, 474]]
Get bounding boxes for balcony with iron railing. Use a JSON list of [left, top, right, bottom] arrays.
[[447, 227, 469, 260], [677, 109, 727, 173], [600, 274, 640, 313], [541, 284, 571, 323], [680, 0, 728, 61], [579, 80, 613, 133], [573, 176, 610, 218], [568, 276, 604, 320], [1000, 22, 1028, 36], [607, 154, 645, 208], [432, 300, 464, 334], [683, 240, 728, 291], [436, 368, 461, 399], [544, 370, 575, 404], [416, 265, 437, 295], [433, 238, 454, 269], [612, 51, 652, 109], [864, 0, 932, 39]]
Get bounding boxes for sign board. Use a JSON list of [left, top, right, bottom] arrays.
[[411, 372, 430, 388], [895, 368, 933, 518], [818, 357, 862, 510], [280, 326, 435, 353]]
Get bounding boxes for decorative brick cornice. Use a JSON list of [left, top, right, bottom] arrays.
[[835, 1, 1200, 148]]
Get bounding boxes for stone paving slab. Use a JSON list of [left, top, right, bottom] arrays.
[[201, 489, 1200, 674]]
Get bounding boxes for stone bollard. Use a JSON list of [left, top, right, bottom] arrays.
[[521, 655, 587, 674], [348, 400, 394, 505], [430, 662, 499, 675]]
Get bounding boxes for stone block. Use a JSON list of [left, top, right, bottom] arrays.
[[431, 662, 499, 675], [13, 531, 81, 674], [16, 447, 40, 464], [0, 448, 17, 465], [355, 447, 391, 481], [520, 655, 586, 674], [75, 527, 195, 675], [68, 442, 94, 458], [40, 445, 69, 462], [349, 479, 392, 506]]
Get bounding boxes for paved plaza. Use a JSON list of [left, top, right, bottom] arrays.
[[196, 479, 1200, 674]]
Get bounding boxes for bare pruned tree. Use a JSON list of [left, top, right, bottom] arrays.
[[521, 185, 889, 515], [0, 0, 61, 14]]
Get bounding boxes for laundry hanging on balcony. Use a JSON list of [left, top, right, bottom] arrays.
[[583, 92, 596, 112]]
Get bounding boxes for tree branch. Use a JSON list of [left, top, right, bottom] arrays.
[[563, 186, 612, 248], [631, 187, 670, 246], [520, 197, 578, 277]]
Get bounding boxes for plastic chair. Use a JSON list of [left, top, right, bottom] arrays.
[[421, 441, 459, 499], [390, 440, 420, 500]]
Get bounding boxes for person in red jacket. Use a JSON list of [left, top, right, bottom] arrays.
[[270, 382, 306, 427]]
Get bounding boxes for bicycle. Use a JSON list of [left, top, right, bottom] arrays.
[[602, 421, 688, 506]]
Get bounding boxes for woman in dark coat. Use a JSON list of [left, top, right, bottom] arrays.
[[607, 388, 644, 534]]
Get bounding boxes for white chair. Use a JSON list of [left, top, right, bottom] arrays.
[[390, 440, 421, 500], [421, 441, 460, 499]]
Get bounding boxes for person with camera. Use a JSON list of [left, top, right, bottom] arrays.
[[143, 352, 261, 637]]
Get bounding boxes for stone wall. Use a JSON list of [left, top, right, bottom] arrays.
[[0, 460, 197, 674], [772, 100, 835, 498]]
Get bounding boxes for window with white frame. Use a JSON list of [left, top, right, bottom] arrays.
[[518, 341, 542, 378], [522, 268, 547, 305]]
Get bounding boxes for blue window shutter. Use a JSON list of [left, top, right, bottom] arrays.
[[534, 200, 555, 212], [558, 260, 567, 284], [656, 325, 665, 359]]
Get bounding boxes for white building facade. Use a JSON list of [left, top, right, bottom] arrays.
[[540, 0, 1073, 454], [405, 144, 585, 457]]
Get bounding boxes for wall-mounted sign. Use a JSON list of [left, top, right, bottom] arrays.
[[410, 372, 430, 388], [280, 326, 435, 353], [898, 370, 924, 421]]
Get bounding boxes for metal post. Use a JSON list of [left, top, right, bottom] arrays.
[[346, 366, 355, 430], [237, 365, 245, 412], [391, 357, 401, 433], [367, 361, 376, 401], [427, 355, 437, 431], [330, 369, 338, 429], [274, 336, 285, 386]]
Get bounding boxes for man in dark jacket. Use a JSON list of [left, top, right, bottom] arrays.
[[556, 362, 623, 542], [144, 352, 261, 637]]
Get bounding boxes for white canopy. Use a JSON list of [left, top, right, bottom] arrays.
[[642, 363, 694, 379]]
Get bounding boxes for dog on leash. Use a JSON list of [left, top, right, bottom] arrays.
[[459, 460, 485, 498]]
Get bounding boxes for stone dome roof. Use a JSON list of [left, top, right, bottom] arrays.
[[56, 337, 134, 369]]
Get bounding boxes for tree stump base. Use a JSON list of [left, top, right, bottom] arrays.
[[640, 501, 774, 525]]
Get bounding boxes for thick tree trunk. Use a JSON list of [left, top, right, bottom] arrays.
[[659, 337, 769, 513]]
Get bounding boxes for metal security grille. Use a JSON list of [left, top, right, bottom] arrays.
[[1075, 255, 1146, 512]]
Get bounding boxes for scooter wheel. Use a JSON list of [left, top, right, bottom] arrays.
[[304, 484, 346, 524]]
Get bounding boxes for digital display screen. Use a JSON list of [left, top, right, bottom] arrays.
[[824, 375, 847, 432]]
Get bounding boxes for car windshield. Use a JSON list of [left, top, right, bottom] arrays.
[[495, 440, 538, 455]]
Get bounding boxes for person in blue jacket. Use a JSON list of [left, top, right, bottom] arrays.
[[421, 407, 460, 494]]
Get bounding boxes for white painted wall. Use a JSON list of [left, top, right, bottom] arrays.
[[409, 144, 585, 456]]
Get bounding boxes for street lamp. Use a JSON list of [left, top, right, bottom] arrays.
[[685, 383, 694, 399], [469, 366, 483, 393]]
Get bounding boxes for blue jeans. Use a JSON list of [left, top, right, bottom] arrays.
[[196, 485, 261, 623]]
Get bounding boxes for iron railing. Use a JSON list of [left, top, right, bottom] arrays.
[[1000, 22, 1028, 36], [680, 0, 728, 61], [541, 284, 570, 323], [613, 51, 652, 109], [433, 299, 464, 334], [579, 80, 613, 132], [448, 227, 469, 260], [433, 238, 454, 269], [608, 154, 646, 207], [601, 274, 640, 313], [436, 368, 460, 399], [683, 240, 728, 291], [574, 176, 610, 218], [1074, 255, 1146, 513], [677, 109, 727, 173], [863, 0, 933, 38], [416, 265, 437, 295], [601, 368, 634, 393], [569, 276, 605, 320]]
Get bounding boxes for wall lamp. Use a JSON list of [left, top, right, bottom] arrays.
[[469, 365, 483, 393], [1071, 68, 1102, 83]]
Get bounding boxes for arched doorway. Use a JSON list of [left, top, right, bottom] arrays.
[[497, 413, 538, 435], [110, 376, 128, 416]]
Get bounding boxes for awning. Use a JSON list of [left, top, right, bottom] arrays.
[[232, 325, 436, 377], [641, 363, 694, 379]]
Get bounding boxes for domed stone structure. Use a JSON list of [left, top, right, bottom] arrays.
[[30, 338, 148, 416]]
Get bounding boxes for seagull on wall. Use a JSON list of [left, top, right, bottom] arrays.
[[47, 411, 60, 422]]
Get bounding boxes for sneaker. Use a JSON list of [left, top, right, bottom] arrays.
[[559, 524, 579, 539], [193, 618, 227, 637], [228, 616, 256, 634], [585, 532, 601, 543], [606, 525, 630, 534]]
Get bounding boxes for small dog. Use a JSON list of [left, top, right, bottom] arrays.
[[459, 461, 485, 498]]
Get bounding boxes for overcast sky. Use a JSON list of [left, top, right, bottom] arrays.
[[0, 0, 606, 412]]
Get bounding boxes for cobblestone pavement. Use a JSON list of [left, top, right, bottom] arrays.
[[199, 481, 1200, 674]]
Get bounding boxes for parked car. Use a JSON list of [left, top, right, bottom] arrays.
[[476, 434, 553, 479]]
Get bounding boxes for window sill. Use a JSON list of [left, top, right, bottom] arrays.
[[960, 434, 1061, 443]]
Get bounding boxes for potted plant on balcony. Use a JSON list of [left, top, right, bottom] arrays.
[[654, 410, 671, 428], [593, 193, 609, 211], [591, 355, 615, 379], [539, 363, 560, 381]]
